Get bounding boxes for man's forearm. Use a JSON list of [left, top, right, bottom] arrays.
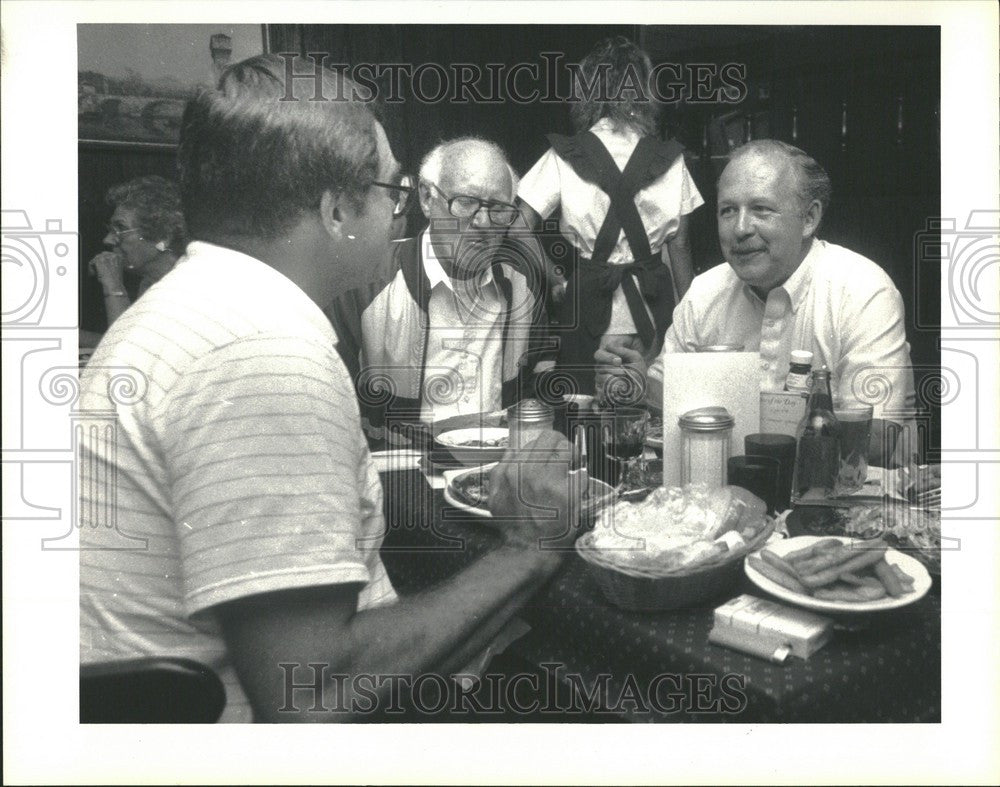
[[342, 545, 559, 681], [433, 573, 545, 677], [228, 542, 564, 722]]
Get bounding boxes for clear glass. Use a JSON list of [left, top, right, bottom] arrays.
[[607, 407, 650, 491], [833, 403, 873, 495]]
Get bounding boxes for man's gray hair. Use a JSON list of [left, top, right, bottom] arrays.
[[419, 136, 516, 200], [727, 139, 832, 221]]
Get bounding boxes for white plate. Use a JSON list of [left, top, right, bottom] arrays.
[[435, 427, 510, 466], [442, 463, 616, 520], [744, 535, 932, 613], [442, 463, 497, 518], [436, 427, 509, 447]]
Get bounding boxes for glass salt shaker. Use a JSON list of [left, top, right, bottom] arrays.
[[678, 407, 735, 488], [507, 398, 554, 450]]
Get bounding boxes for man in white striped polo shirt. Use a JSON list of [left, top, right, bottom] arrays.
[[79, 55, 580, 722]]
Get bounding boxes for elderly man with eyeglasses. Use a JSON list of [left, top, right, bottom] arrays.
[[328, 136, 550, 442]]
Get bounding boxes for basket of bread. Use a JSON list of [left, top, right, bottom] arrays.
[[575, 484, 775, 611]]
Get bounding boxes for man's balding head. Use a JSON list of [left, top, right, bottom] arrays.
[[178, 54, 401, 304], [723, 140, 832, 231], [179, 54, 382, 243], [419, 138, 514, 202], [417, 137, 517, 279], [716, 140, 828, 294]]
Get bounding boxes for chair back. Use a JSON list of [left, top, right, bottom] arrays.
[[80, 657, 226, 723]]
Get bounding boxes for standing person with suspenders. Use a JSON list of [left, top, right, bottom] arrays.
[[517, 36, 704, 400]]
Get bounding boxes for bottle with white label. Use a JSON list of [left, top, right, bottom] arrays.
[[784, 350, 814, 395]]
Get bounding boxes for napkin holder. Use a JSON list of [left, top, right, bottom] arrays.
[[708, 594, 833, 663]]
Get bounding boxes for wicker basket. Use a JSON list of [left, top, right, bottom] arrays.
[[575, 520, 775, 612]]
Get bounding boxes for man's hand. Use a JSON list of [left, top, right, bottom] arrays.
[[901, 463, 941, 502], [594, 334, 648, 405], [488, 430, 582, 550], [89, 251, 127, 294]]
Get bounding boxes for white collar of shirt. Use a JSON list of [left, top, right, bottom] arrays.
[[590, 117, 640, 143], [744, 237, 821, 313], [420, 230, 496, 294], [179, 240, 335, 339]]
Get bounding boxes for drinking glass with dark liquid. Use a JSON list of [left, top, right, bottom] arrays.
[[606, 407, 650, 491], [791, 369, 842, 503]]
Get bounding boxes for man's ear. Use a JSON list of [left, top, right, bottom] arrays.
[[417, 181, 434, 218], [802, 199, 823, 238], [319, 189, 351, 240]]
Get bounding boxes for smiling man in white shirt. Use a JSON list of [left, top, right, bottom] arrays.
[[596, 139, 916, 463]]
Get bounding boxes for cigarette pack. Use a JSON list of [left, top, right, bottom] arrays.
[[708, 594, 833, 663]]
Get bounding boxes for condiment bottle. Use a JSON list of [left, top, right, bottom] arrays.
[[791, 368, 842, 502], [784, 350, 814, 395], [678, 407, 734, 488], [508, 398, 554, 450]]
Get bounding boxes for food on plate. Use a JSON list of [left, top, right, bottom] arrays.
[[759, 549, 801, 580], [588, 484, 770, 573], [454, 436, 509, 448], [451, 469, 491, 508], [838, 502, 940, 572], [874, 560, 905, 597], [748, 554, 807, 594], [782, 538, 842, 563], [753, 538, 916, 603], [798, 544, 886, 589], [813, 585, 886, 602]]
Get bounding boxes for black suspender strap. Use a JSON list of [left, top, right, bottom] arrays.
[[544, 131, 685, 349]]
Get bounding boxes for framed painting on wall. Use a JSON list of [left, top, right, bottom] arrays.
[[78, 23, 268, 147]]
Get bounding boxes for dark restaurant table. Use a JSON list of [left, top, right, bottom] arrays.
[[378, 469, 941, 723]]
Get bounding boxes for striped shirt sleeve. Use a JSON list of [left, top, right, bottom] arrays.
[[157, 333, 380, 617]]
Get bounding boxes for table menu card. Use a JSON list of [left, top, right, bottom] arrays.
[[759, 391, 808, 437]]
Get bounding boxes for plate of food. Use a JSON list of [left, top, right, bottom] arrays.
[[788, 502, 941, 575], [434, 427, 510, 466], [442, 463, 616, 519], [745, 535, 932, 613]]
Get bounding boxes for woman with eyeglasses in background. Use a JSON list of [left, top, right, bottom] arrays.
[[83, 176, 187, 346]]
